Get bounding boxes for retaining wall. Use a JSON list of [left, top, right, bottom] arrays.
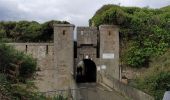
[[102, 75, 154, 100]]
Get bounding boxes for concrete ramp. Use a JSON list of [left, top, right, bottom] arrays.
[[76, 83, 128, 100]]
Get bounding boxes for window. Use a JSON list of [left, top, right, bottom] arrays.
[[63, 30, 66, 35], [81, 31, 84, 35], [46, 45, 48, 55], [26, 45, 28, 53], [108, 31, 111, 36]]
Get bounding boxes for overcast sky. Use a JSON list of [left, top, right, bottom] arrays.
[[0, 0, 170, 26]]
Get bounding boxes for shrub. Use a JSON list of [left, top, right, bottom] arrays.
[[0, 43, 37, 80], [136, 71, 170, 100], [19, 54, 37, 78], [90, 5, 170, 68]]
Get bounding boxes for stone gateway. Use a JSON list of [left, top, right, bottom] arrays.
[[8, 24, 120, 91]]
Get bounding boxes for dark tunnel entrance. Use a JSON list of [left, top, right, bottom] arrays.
[[76, 59, 96, 83]]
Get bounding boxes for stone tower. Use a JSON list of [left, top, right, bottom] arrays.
[[99, 25, 120, 80], [9, 24, 120, 92], [54, 24, 75, 89], [53, 24, 120, 89], [76, 27, 99, 64]]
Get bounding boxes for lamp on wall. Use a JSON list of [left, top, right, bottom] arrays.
[[85, 55, 89, 59]]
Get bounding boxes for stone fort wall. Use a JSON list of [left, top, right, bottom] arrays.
[[6, 24, 120, 91], [7, 43, 55, 92], [7, 43, 54, 71]]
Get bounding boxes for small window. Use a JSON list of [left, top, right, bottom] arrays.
[[63, 30, 66, 35], [108, 31, 111, 36], [26, 45, 28, 53], [81, 31, 84, 35], [46, 45, 48, 55]]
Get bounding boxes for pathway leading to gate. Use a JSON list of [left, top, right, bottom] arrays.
[[76, 83, 129, 100]]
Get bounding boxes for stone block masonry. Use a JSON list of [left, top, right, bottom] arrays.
[[54, 24, 75, 90], [99, 25, 120, 80], [102, 76, 154, 100], [7, 24, 120, 92], [7, 43, 55, 92], [7, 43, 54, 70], [6, 24, 154, 100]]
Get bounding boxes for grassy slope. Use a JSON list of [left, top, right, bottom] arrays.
[[134, 49, 170, 100]]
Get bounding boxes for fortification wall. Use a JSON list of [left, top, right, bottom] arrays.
[[7, 43, 54, 70], [7, 43, 55, 92], [99, 25, 120, 80], [77, 27, 98, 46], [54, 24, 75, 90], [101, 76, 154, 100]]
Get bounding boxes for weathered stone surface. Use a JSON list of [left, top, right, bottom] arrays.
[[99, 25, 120, 80], [7, 43, 54, 92], [77, 27, 98, 47], [8, 24, 120, 92], [54, 24, 75, 90]]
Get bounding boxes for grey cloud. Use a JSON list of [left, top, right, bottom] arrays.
[[118, 0, 170, 8], [0, 0, 28, 21], [0, 0, 169, 26]]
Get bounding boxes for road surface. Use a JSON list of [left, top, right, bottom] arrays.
[[76, 83, 128, 100]]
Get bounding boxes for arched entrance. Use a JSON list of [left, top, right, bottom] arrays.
[[76, 59, 96, 83]]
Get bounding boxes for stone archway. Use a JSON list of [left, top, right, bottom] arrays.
[[76, 59, 96, 83]]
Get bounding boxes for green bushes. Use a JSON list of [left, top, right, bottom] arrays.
[[131, 49, 170, 100], [91, 5, 170, 99], [0, 44, 69, 99], [19, 55, 37, 78], [0, 74, 12, 99], [0, 20, 69, 42], [90, 4, 170, 68], [136, 71, 170, 100], [125, 43, 150, 67], [0, 43, 37, 80], [0, 73, 68, 100]]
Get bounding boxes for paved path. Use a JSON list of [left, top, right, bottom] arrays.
[[76, 83, 128, 100]]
